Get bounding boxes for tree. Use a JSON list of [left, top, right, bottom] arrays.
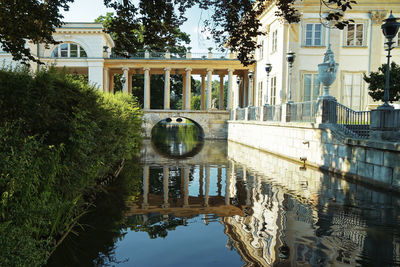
[[364, 62, 400, 102], [1, 0, 357, 65]]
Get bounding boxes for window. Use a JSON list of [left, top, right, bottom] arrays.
[[345, 23, 365, 46], [304, 23, 323, 46], [302, 73, 321, 101], [342, 73, 364, 110], [51, 43, 87, 58], [271, 30, 278, 53], [270, 76, 277, 105]]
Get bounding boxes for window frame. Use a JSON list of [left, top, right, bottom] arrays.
[[51, 42, 88, 58], [344, 22, 366, 47], [341, 72, 365, 111], [304, 23, 324, 47], [301, 72, 321, 101], [270, 76, 277, 105]]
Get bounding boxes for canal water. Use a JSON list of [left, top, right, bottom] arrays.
[[48, 119, 400, 266]]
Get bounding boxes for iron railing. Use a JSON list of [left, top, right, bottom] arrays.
[[334, 102, 370, 138], [288, 100, 318, 123], [265, 105, 282, 122]]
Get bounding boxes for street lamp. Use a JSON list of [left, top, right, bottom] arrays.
[[379, 11, 400, 110], [248, 71, 254, 106], [286, 51, 296, 103], [264, 63, 272, 105]]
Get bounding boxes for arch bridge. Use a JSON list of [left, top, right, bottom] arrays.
[[143, 109, 230, 139]]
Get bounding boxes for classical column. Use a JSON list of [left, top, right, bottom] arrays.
[[163, 167, 169, 208], [122, 67, 129, 93], [248, 74, 253, 106], [243, 73, 249, 107], [219, 75, 225, 110], [234, 76, 240, 108], [128, 72, 132, 94], [183, 167, 190, 207], [206, 69, 213, 109], [204, 167, 210, 207], [110, 73, 114, 94], [182, 73, 187, 110], [142, 166, 149, 209], [143, 68, 150, 109], [227, 69, 234, 109], [185, 68, 192, 110], [225, 161, 234, 205], [201, 74, 206, 110], [164, 67, 171, 110], [103, 67, 109, 93]]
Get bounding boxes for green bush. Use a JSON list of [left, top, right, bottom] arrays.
[[0, 67, 142, 265]]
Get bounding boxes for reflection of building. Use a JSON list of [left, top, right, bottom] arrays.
[[125, 165, 245, 218], [225, 141, 400, 266]]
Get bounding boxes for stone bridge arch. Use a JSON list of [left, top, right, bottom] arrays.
[[143, 110, 230, 139]]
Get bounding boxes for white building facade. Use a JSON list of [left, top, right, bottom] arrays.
[[253, 0, 400, 111]]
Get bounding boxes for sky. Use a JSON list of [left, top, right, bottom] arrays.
[[61, 0, 218, 53]]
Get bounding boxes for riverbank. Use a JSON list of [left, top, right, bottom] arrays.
[[0, 68, 143, 266]]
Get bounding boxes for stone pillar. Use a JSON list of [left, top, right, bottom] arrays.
[[164, 67, 171, 110], [201, 75, 206, 110], [103, 68, 109, 93], [110, 73, 114, 94], [370, 109, 400, 141], [243, 73, 249, 107], [248, 75, 253, 107], [234, 76, 240, 109], [182, 73, 187, 110], [227, 69, 234, 109], [207, 69, 213, 110], [128, 72, 132, 94], [142, 166, 149, 209], [183, 167, 190, 207], [122, 67, 129, 93], [163, 167, 169, 208], [204, 167, 210, 207], [219, 75, 225, 110], [225, 164, 231, 205], [88, 60, 104, 90], [144, 68, 150, 109], [185, 68, 192, 110]]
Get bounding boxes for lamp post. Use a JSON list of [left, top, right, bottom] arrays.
[[264, 63, 272, 105], [379, 11, 400, 110], [286, 51, 296, 103]]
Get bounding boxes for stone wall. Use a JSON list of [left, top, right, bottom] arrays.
[[143, 110, 230, 139], [228, 120, 400, 192]]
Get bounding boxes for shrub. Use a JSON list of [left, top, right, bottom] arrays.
[[0, 67, 142, 265]]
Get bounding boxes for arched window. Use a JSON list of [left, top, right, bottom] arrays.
[[51, 43, 87, 58]]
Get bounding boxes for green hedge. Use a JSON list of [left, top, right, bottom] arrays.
[[0, 67, 142, 266]]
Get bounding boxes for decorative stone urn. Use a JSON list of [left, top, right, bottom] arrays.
[[318, 45, 338, 99]]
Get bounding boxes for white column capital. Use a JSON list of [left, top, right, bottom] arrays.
[[207, 68, 213, 73], [164, 67, 171, 71], [122, 67, 129, 71], [185, 67, 192, 72], [143, 67, 150, 71], [228, 68, 234, 73]]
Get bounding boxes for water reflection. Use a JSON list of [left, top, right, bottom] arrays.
[[48, 141, 400, 266], [151, 117, 203, 159]]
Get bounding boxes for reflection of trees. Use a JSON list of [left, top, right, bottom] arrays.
[[126, 214, 186, 239], [151, 120, 203, 158], [148, 167, 195, 198], [47, 160, 143, 267]]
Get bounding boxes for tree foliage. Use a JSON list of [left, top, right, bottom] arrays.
[[1, 0, 357, 65], [364, 62, 400, 102]]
